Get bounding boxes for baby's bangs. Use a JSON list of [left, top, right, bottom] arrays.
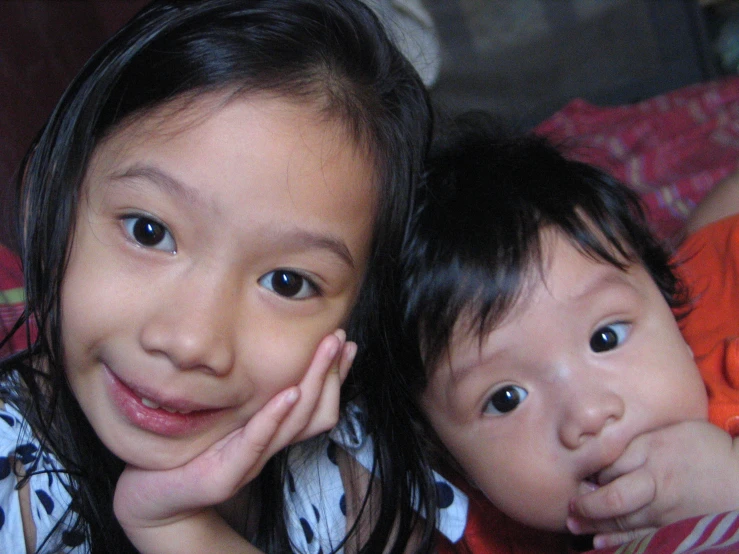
[[419, 241, 540, 374], [560, 207, 638, 272]]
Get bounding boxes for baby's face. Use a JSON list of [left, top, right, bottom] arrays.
[[420, 230, 708, 532]]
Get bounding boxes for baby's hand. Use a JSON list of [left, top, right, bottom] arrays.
[[567, 420, 739, 549], [113, 330, 356, 554]]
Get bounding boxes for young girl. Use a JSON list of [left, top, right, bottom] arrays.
[[399, 112, 739, 552], [0, 1, 445, 552]]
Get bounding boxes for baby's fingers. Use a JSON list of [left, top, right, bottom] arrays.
[[591, 527, 657, 550], [568, 469, 656, 533], [596, 438, 648, 486]]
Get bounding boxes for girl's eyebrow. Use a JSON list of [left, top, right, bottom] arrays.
[[271, 228, 356, 268], [113, 165, 208, 210], [111, 164, 356, 268]]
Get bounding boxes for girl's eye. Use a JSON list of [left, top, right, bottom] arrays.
[[122, 216, 176, 253], [258, 270, 318, 300], [590, 322, 631, 353], [483, 385, 528, 416]]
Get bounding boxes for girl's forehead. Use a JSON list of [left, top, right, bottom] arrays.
[[100, 90, 373, 168], [93, 91, 375, 226]]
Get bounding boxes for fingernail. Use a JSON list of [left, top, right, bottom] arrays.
[[566, 516, 581, 534], [326, 337, 339, 359], [284, 388, 299, 404], [345, 341, 357, 362], [578, 480, 599, 494]]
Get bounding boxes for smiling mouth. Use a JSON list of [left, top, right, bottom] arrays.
[[104, 366, 222, 436]]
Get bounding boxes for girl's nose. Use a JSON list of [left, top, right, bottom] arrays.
[[139, 273, 237, 375], [558, 386, 625, 450]]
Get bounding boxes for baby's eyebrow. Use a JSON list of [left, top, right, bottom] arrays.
[[566, 267, 633, 302], [445, 345, 496, 385]]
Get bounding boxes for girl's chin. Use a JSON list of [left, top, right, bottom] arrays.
[[102, 435, 213, 471], [117, 453, 198, 471]]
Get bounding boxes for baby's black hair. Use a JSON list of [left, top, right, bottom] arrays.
[[402, 111, 685, 387]]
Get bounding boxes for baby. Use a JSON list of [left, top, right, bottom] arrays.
[[401, 113, 739, 551]]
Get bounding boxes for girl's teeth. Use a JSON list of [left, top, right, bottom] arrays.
[[140, 397, 192, 414], [141, 397, 160, 409]]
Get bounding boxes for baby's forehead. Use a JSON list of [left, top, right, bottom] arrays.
[[439, 243, 640, 370], [421, 223, 645, 381]]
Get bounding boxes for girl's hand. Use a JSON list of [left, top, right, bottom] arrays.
[[113, 330, 356, 554], [567, 420, 739, 549]]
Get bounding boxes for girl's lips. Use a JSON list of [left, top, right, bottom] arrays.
[[104, 367, 222, 437]]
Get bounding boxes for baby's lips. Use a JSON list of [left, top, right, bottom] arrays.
[[577, 477, 600, 495]]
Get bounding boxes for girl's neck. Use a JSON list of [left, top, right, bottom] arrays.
[[215, 483, 255, 539]]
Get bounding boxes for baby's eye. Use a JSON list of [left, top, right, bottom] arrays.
[[259, 270, 318, 300], [122, 216, 176, 253], [590, 322, 630, 353], [483, 385, 528, 416]]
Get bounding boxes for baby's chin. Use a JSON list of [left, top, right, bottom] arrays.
[[478, 488, 574, 533], [514, 512, 571, 534], [516, 480, 605, 532]]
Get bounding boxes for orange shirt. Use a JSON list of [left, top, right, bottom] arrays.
[[678, 213, 739, 435]]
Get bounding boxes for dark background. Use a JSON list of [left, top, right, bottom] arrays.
[[0, 0, 148, 250], [0, 0, 720, 250]]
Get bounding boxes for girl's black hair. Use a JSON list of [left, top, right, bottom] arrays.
[[1, 1, 435, 552], [402, 111, 686, 392]]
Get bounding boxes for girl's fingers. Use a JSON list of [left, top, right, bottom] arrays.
[[220, 330, 351, 471], [220, 331, 352, 491], [194, 385, 303, 498], [339, 340, 357, 376], [115, 385, 301, 523], [267, 331, 343, 447], [116, 330, 351, 525], [294, 338, 356, 442]]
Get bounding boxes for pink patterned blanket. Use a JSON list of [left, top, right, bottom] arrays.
[[591, 510, 739, 554], [532, 75, 739, 553], [0, 243, 24, 358], [534, 75, 739, 240]]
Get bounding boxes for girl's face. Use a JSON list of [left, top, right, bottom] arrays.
[[420, 230, 708, 532], [61, 93, 376, 470]]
